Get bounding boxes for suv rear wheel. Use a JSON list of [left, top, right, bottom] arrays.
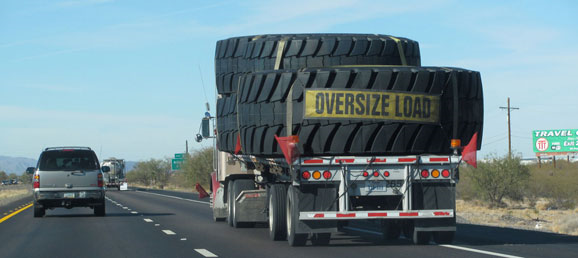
[[94, 201, 106, 216]]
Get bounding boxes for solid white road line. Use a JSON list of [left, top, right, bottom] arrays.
[[440, 245, 524, 258], [162, 230, 176, 235], [143, 219, 153, 222], [135, 190, 210, 205], [131, 211, 138, 214], [343, 226, 523, 258], [194, 249, 218, 257]]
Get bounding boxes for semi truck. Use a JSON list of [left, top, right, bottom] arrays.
[[202, 34, 483, 246], [101, 158, 126, 190]]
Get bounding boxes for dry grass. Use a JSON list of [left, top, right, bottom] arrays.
[[0, 185, 32, 207], [457, 199, 578, 236]]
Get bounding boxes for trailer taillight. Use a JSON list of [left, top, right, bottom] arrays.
[[33, 174, 40, 189], [322, 171, 331, 179], [98, 173, 103, 187], [302, 171, 311, 179], [420, 169, 429, 178], [312, 171, 321, 180], [362, 171, 369, 177], [373, 171, 379, 177], [383, 171, 390, 177], [431, 169, 440, 178], [442, 169, 450, 178]]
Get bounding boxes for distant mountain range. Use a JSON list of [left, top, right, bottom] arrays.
[[0, 156, 137, 175]]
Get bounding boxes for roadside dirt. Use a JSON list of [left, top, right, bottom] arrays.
[[456, 199, 578, 236]]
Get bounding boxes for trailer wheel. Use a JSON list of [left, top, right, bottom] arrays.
[[433, 231, 455, 244], [310, 233, 331, 246], [233, 179, 256, 228], [227, 180, 235, 227], [413, 231, 431, 245], [286, 186, 307, 246], [268, 184, 287, 240], [381, 220, 401, 240]]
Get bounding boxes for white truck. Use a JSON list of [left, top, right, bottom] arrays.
[[203, 34, 483, 246], [101, 158, 125, 190]]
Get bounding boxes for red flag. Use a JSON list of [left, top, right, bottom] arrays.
[[462, 132, 478, 168], [274, 135, 300, 164], [195, 183, 209, 199], [234, 133, 242, 154]]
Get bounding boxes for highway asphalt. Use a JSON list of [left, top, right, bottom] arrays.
[[1, 188, 577, 258]]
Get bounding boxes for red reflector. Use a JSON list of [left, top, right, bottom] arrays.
[[335, 159, 354, 163], [33, 181, 40, 188], [434, 211, 450, 216], [322, 171, 331, 179], [442, 169, 450, 178], [383, 171, 390, 177], [302, 171, 311, 179], [372, 158, 387, 163], [314, 214, 324, 218], [399, 158, 417, 163], [304, 159, 323, 164], [373, 171, 379, 177], [421, 169, 429, 178], [362, 171, 369, 177], [368, 212, 388, 217], [336, 213, 355, 218], [97, 173, 103, 187], [430, 157, 449, 162], [400, 212, 419, 217]]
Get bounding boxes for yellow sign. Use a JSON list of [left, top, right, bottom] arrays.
[[304, 89, 440, 123]]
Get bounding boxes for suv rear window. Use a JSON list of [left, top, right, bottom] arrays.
[[38, 150, 100, 171]]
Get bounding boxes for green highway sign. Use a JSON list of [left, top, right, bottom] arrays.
[[172, 158, 184, 170], [533, 129, 578, 155], [175, 153, 186, 159]]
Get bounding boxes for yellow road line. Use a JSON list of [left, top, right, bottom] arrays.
[[0, 203, 33, 224]]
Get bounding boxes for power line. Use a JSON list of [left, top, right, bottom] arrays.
[[499, 97, 519, 158]]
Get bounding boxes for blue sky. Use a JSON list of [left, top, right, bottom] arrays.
[[1, 0, 577, 161]]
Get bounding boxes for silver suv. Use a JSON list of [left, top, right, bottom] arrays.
[[27, 147, 110, 217]]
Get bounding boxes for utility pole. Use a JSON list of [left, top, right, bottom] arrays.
[[500, 97, 519, 159], [186, 140, 189, 154]]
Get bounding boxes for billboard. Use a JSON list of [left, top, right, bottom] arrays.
[[533, 129, 578, 155]]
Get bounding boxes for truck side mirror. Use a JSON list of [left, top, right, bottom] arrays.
[[201, 118, 211, 138], [26, 167, 36, 174], [102, 166, 110, 172]]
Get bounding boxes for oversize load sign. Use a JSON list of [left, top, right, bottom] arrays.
[[304, 89, 440, 123], [533, 129, 578, 153]]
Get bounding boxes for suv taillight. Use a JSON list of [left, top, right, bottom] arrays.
[[97, 173, 103, 187], [33, 174, 40, 189]]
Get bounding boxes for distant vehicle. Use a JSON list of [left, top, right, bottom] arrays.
[[27, 146, 109, 217], [1, 180, 10, 186], [101, 158, 126, 190]]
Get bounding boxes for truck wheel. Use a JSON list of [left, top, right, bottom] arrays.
[[232, 179, 256, 228], [33, 203, 45, 218], [268, 184, 287, 240], [413, 231, 431, 245], [94, 201, 106, 216], [286, 186, 307, 246], [433, 231, 455, 244], [310, 233, 331, 246], [381, 220, 401, 240], [227, 180, 235, 227]]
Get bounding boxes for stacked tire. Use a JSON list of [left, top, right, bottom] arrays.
[[215, 34, 483, 156]]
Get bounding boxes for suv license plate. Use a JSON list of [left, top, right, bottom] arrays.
[[367, 181, 387, 191], [63, 193, 75, 198]]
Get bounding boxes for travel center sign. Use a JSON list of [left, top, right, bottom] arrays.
[[533, 129, 578, 155]]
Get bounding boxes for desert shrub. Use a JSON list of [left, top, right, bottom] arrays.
[[527, 161, 578, 209]]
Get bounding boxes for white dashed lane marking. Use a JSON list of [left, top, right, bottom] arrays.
[[131, 211, 138, 214], [194, 249, 218, 257], [144, 219, 153, 222], [162, 230, 176, 235]]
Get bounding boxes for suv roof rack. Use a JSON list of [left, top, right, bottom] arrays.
[[44, 146, 92, 151]]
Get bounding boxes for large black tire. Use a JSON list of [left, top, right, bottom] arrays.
[[268, 184, 288, 241], [215, 34, 421, 94], [94, 201, 106, 216], [286, 186, 307, 246], [232, 179, 256, 228], [234, 66, 483, 157], [433, 231, 455, 244], [216, 93, 239, 153], [33, 202, 45, 218]]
